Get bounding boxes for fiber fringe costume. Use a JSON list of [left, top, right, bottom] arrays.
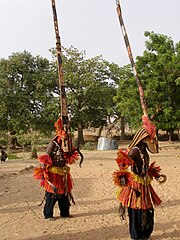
[[113, 116, 166, 240], [34, 118, 82, 219]]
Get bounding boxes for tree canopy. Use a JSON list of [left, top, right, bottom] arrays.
[[0, 51, 58, 134], [114, 31, 180, 137], [137, 31, 180, 133], [57, 46, 116, 144], [0, 32, 180, 143], [0, 48, 116, 143]]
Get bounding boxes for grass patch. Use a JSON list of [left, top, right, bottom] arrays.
[[7, 153, 20, 160], [82, 142, 97, 150]]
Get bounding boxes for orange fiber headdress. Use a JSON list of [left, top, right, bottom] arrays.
[[54, 118, 66, 143]]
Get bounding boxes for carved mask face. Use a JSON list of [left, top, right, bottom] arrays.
[[142, 136, 159, 153]]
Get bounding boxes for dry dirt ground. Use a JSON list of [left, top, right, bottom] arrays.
[[0, 141, 180, 240]]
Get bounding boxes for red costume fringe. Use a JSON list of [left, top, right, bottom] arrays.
[[38, 154, 52, 165], [148, 161, 161, 180], [33, 153, 74, 194], [41, 172, 73, 194], [34, 118, 80, 194], [112, 169, 133, 187], [117, 177, 162, 209], [116, 149, 134, 169], [64, 149, 79, 165], [113, 150, 162, 210]]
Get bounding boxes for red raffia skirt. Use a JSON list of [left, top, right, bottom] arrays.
[[117, 174, 162, 210], [34, 165, 73, 195]]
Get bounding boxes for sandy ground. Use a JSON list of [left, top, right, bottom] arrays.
[[0, 141, 180, 240]]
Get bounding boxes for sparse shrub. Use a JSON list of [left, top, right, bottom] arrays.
[[82, 142, 97, 150], [7, 153, 19, 159]]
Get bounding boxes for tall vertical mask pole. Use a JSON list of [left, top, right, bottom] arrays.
[[51, 0, 72, 152], [115, 0, 148, 117]]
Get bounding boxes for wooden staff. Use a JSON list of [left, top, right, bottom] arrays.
[[51, 0, 72, 152], [115, 0, 148, 117], [50, 0, 84, 167]]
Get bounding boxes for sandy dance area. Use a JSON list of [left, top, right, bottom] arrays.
[[0, 141, 180, 240]]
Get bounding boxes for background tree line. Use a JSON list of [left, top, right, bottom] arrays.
[[0, 31, 179, 147]]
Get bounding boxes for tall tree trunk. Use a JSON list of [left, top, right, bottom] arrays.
[[120, 116, 125, 140], [106, 117, 120, 138], [8, 131, 19, 149], [177, 130, 180, 141], [97, 126, 103, 138], [77, 122, 85, 147], [168, 129, 173, 143]]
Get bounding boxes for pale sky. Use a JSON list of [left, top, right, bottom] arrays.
[[0, 0, 179, 66]]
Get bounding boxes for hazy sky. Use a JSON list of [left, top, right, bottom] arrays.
[[0, 0, 179, 66]]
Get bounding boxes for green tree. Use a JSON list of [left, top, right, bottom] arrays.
[[0, 51, 58, 135], [114, 32, 180, 140], [136, 31, 180, 140], [113, 64, 142, 130], [52, 46, 116, 145]]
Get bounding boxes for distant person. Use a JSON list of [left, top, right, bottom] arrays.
[[113, 115, 166, 240], [0, 149, 7, 162]]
